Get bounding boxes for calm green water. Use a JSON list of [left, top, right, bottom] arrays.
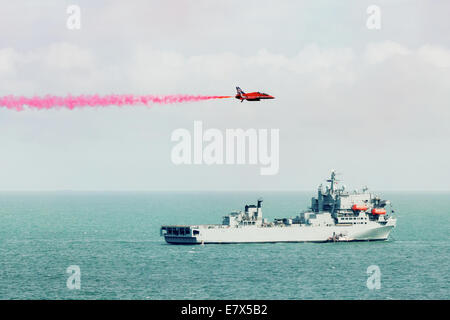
[[0, 192, 448, 300]]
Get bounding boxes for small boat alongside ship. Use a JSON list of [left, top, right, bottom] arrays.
[[160, 171, 397, 244]]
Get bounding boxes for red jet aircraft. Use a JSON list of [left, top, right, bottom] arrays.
[[235, 86, 275, 102]]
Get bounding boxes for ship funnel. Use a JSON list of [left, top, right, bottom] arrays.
[[256, 198, 263, 221]]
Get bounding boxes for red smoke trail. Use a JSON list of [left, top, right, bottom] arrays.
[[0, 94, 232, 111]]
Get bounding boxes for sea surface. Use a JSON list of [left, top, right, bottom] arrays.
[[0, 191, 448, 300]]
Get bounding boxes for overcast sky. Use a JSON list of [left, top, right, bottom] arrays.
[[0, 0, 449, 191]]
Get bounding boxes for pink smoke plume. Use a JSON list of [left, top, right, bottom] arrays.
[[0, 94, 232, 111]]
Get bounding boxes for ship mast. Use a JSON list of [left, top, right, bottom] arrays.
[[327, 170, 337, 194]]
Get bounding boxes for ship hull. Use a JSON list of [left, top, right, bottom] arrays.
[[164, 219, 396, 244]]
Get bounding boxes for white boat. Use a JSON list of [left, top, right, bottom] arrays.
[[160, 171, 397, 244]]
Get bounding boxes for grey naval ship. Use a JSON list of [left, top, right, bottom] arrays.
[[160, 171, 397, 244]]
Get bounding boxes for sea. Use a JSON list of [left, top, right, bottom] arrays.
[[0, 191, 448, 300]]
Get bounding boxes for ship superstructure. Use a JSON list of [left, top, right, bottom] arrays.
[[160, 171, 396, 244]]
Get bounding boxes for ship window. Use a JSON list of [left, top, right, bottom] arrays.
[[185, 228, 190, 235], [180, 228, 185, 235], [193, 230, 199, 235]]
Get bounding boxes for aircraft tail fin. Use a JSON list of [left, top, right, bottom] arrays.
[[236, 86, 245, 95]]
